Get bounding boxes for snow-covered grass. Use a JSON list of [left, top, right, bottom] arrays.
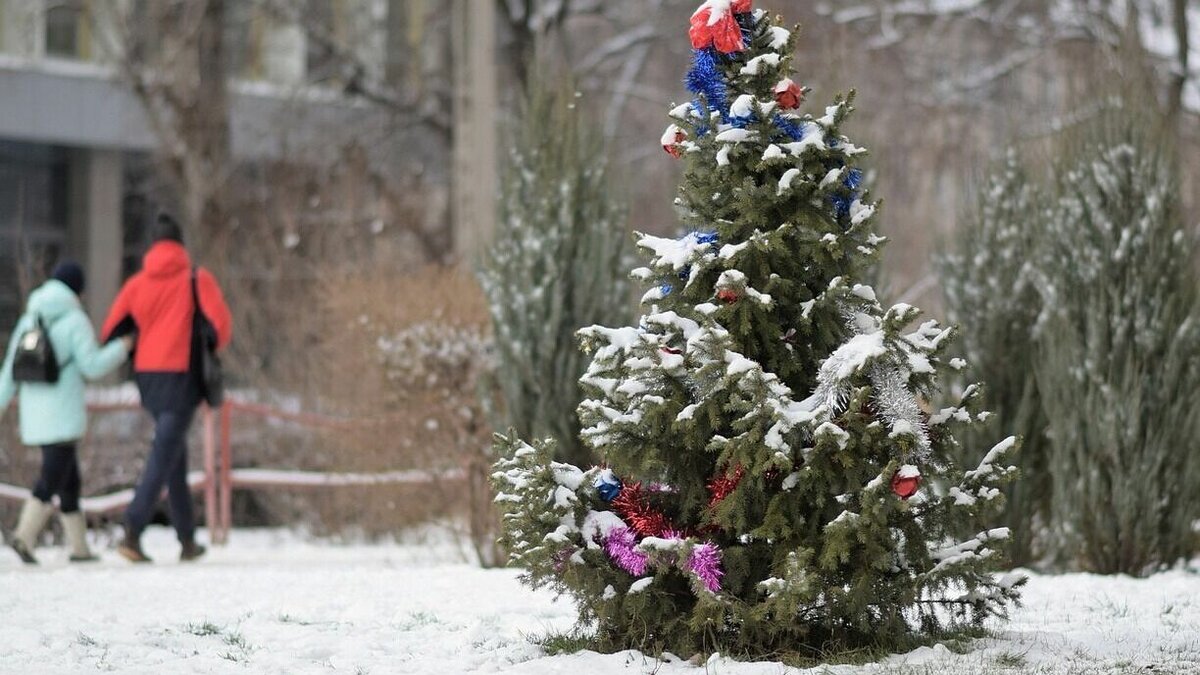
[[2, 527, 1199, 674]]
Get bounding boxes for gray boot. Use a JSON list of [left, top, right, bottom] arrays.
[[10, 498, 54, 565], [60, 512, 98, 562]]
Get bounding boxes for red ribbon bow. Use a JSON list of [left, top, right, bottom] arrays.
[[689, 0, 752, 54]]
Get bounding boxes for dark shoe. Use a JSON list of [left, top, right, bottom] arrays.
[[180, 540, 206, 562], [10, 539, 38, 565], [117, 535, 152, 563], [69, 553, 101, 563]]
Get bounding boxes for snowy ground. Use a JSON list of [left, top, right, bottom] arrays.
[[2, 528, 1199, 674]]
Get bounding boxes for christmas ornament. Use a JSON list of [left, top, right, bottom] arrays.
[[688, 542, 724, 592], [661, 124, 687, 158], [773, 78, 804, 109], [594, 470, 623, 502], [689, 0, 752, 53], [694, 231, 720, 245], [604, 527, 649, 576], [773, 113, 805, 141], [686, 49, 728, 121], [553, 546, 577, 572], [844, 167, 863, 190], [891, 465, 921, 499], [831, 194, 851, 219], [612, 482, 675, 537], [717, 288, 740, 303]]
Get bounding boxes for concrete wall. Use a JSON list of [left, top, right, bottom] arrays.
[[0, 61, 395, 163], [65, 148, 122, 324]]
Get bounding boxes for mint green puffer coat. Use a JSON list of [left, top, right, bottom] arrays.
[[0, 280, 129, 446]]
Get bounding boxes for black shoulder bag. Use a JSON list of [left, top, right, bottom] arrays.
[[191, 269, 225, 406], [12, 313, 72, 383]]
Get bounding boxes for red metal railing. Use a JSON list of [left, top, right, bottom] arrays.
[[206, 400, 465, 545], [1, 398, 464, 546]]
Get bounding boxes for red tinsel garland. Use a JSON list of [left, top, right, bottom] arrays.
[[611, 482, 675, 538], [706, 465, 745, 509], [609, 464, 748, 538]]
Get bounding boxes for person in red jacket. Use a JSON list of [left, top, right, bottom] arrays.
[[101, 213, 232, 563]]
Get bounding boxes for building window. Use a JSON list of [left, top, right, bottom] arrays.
[[225, 1, 265, 80], [0, 142, 70, 341], [45, 1, 91, 60], [121, 153, 178, 279], [305, 0, 350, 87]]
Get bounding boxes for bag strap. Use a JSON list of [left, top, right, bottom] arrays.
[[191, 267, 210, 345], [191, 267, 200, 312]]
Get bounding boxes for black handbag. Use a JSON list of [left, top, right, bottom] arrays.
[[11, 314, 63, 383], [191, 268, 225, 406]]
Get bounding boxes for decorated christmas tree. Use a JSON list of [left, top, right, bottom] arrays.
[[493, 0, 1022, 657]]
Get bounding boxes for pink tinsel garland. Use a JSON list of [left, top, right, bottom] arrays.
[[688, 542, 724, 592], [604, 526, 649, 576]]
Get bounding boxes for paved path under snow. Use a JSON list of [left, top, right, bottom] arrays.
[[1, 528, 1199, 674]]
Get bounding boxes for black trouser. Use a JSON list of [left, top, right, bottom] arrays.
[[32, 442, 82, 513], [125, 406, 197, 542]]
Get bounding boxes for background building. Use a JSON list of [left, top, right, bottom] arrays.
[[0, 0, 487, 335]]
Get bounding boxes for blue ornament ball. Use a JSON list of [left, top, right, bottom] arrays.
[[594, 471, 623, 502]]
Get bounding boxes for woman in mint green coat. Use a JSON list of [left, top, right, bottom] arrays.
[[0, 263, 131, 564]]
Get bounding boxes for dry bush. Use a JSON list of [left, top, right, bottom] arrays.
[[0, 421, 35, 527], [214, 143, 450, 398], [304, 264, 500, 561]]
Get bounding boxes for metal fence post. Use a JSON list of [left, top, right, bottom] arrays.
[[203, 405, 218, 542], [218, 400, 233, 544]]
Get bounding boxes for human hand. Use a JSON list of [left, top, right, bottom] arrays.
[[121, 335, 136, 351]]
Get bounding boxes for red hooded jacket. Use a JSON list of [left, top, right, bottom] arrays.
[[101, 241, 233, 372]]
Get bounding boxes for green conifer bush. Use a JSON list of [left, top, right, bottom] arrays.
[[1034, 139, 1200, 575], [943, 128, 1200, 576], [939, 154, 1050, 566], [481, 76, 631, 468]]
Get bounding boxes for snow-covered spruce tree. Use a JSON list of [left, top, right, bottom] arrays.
[[481, 77, 631, 468], [1033, 137, 1200, 575], [938, 153, 1050, 567], [493, 1, 1021, 657]]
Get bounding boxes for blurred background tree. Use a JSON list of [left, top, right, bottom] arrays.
[[941, 115, 1200, 575], [481, 71, 631, 468]]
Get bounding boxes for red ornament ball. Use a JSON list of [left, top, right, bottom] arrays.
[[661, 124, 687, 158], [716, 288, 740, 304], [773, 78, 804, 110], [891, 466, 921, 500]]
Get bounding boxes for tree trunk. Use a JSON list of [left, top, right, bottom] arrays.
[[1165, 0, 1190, 134], [450, 0, 498, 263], [184, 0, 233, 269]]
